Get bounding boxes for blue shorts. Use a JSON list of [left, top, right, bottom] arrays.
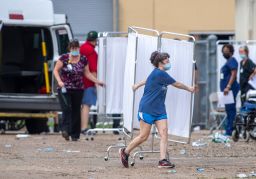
[[82, 87, 97, 106], [138, 112, 167, 125]]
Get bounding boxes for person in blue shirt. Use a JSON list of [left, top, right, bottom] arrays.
[[220, 44, 240, 136], [119, 51, 195, 169]]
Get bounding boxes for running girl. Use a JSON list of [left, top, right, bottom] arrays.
[[120, 51, 195, 168]]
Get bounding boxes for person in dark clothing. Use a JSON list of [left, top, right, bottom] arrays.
[[194, 62, 199, 92], [239, 45, 256, 105], [112, 114, 121, 135]]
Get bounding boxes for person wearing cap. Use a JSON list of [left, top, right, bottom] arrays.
[[80, 31, 99, 134], [239, 45, 256, 105]]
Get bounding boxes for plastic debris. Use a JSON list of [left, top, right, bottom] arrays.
[[225, 143, 231, 147], [249, 171, 256, 177], [212, 132, 230, 143], [88, 170, 97, 173], [38, 147, 54, 152], [16, 134, 30, 139], [168, 170, 177, 173], [4, 144, 12, 148], [236, 173, 247, 178], [63, 150, 80, 153], [47, 117, 54, 133], [196, 168, 205, 173], [180, 149, 186, 155], [192, 139, 207, 147]]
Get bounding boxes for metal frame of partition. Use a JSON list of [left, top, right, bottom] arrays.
[[127, 26, 168, 166], [128, 26, 160, 135], [101, 27, 195, 165], [157, 32, 196, 144], [128, 27, 196, 166]]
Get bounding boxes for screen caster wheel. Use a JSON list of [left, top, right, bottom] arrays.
[[104, 157, 108, 161], [131, 162, 135, 167], [86, 137, 94, 141], [139, 156, 144, 160]]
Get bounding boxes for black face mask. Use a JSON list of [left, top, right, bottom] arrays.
[[223, 53, 231, 59]]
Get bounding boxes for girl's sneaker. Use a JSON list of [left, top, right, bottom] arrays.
[[158, 159, 175, 168], [119, 148, 129, 168]]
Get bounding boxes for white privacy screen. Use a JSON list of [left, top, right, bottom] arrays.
[[123, 33, 137, 132], [97, 37, 105, 114], [161, 38, 194, 138], [123, 34, 194, 138], [132, 34, 158, 130], [97, 37, 128, 114]]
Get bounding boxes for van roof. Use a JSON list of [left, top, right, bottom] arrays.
[[0, 0, 61, 26]]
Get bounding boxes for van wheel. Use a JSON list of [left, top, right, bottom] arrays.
[[25, 118, 48, 134]]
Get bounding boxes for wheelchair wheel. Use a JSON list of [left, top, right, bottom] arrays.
[[232, 130, 239, 142], [249, 128, 256, 140], [244, 131, 250, 142]]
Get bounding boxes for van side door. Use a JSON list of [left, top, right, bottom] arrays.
[[50, 25, 72, 94]]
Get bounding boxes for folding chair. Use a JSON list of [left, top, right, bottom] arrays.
[[209, 92, 227, 133]]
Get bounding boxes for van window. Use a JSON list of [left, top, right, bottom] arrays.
[[56, 29, 69, 55]]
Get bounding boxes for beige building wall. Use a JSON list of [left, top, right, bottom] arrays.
[[118, 0, 235, 35]]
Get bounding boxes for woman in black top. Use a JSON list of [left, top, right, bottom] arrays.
[[239, 45, 256, 104]]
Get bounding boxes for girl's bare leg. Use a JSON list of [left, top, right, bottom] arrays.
[[125, 120, 151, 154], [155, 119, 168, 160]]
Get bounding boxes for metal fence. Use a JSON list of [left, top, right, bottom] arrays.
[[192, 35, 217, 129]]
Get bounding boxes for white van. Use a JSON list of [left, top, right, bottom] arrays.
[[0, 0, 73, 133]]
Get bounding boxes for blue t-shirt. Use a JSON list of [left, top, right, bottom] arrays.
[[139, 68, 176, 116], [220, 57, 239, 92]]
